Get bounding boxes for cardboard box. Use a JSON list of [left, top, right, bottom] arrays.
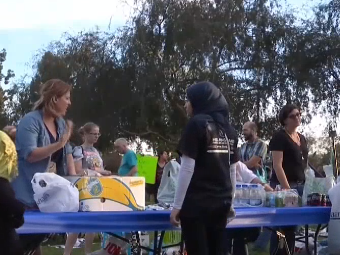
[[65, 176, 145, 212]]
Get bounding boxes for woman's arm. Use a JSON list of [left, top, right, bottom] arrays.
[[250, 178, 274, 191], [66, 154, 77, 175], [173, 155, 195, 210], [127, 166, 137, 176], [72, 146, 85, 175], [28, 143, 64, 163], [272, 151, 290, 189], [16, 116, 65, 163], [18, 116, 72, 164], [74, 160, 83, 175]]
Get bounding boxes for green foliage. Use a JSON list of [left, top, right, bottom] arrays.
[[0, 49, 15, 127], [4, 0, 340, 152]]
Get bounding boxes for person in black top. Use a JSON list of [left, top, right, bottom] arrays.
[[0, 131, 25, 255], [170, 81, 238, 255], [146, 150, 168, 203], [269, 104, 308, 255]]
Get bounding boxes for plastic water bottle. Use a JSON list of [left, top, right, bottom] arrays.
[[234, 184, 242, 206], [241, 184, 250, 205], [249, 184, 262, 206]]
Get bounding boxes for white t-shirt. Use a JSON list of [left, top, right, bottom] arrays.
[[235, 161, 258, 183]]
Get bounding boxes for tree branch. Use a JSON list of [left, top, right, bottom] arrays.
[[120, 128, 178, 145]]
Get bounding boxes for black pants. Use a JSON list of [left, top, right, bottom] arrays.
[[225, 228, 261, 255], [0, 228, 24, 255], [20, 206, 47, 254], [145, 183, 160, 203], [180, 206, 228, 255], [269, 182, 304, 255]]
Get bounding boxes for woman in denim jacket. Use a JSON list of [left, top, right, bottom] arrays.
[[11, 79, 76, 255]]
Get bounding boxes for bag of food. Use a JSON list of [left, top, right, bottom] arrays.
[[302, 168, 334, 205], [31, 173, 79, 213]]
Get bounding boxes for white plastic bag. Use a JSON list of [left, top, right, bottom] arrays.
[[157, 160, 180, 204], [328, 182, 340, 255], [302, 168, 335, 205], [31, 173, 79, 213]]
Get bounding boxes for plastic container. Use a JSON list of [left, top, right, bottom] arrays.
[[249, 184, 262, 206], [266, 192, 276, 207], [234, 184, 242, 205], [275, 191, 284, 207], [241, 184, 250, 205]]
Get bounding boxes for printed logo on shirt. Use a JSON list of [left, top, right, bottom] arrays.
[[207, 128, 229, 154], [84, 150, 103, 170]]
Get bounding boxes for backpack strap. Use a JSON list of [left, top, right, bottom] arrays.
[[81, 145, 87, 169]]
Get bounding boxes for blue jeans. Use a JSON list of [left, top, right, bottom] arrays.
[[269, 182, 304, 255]]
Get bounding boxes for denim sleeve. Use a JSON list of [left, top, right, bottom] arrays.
[[15, 114, 40, 160]]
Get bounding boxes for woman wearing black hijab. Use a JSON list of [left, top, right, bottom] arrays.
[[170, 81, 238, 255]]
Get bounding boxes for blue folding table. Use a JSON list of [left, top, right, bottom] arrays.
[[18, 207, 331, 254]]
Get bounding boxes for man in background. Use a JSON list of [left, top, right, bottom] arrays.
[[240, 122, 267, 175], [241, 122, 271, 251], [114, 138, 138, 176]]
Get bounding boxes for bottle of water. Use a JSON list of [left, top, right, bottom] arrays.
[[249, 184, 262, 206], [234, 184, 242, 206], [241, 184, 250, 205]]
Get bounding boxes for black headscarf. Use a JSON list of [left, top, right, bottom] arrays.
[[187, 81, 229, 126]]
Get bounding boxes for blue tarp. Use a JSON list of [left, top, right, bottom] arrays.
[[18, 207, 331, 234]]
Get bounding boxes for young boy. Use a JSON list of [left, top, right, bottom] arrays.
[[0, 130, 25, 255]]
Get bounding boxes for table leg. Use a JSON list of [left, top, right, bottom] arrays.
[[305, 225, 311, 255], [107, 232, 154, 253], [154, 231, 159, 254], [129, 232, 141, 255], [314, 225, 322, 255], [180, 234, 184, 255], [157, 231, 165, 254]]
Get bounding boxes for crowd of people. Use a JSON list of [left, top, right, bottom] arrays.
[[0, 79, 308, 255]]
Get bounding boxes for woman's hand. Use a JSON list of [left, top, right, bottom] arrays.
[[95, 168, 111, 176], [101, 170, 112, 176], [59, 120, 73, 148], [170, 208, 181, 227]]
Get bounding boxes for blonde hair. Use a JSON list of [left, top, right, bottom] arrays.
[[33, 79, 71, 117], [78, 122, 99, 136]]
